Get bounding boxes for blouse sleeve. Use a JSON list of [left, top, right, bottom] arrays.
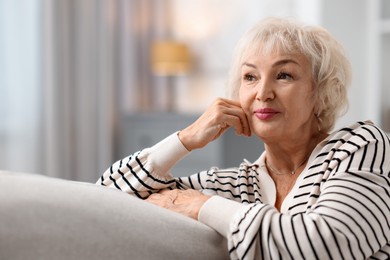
[[200, 122, 390, 259], [96, 132, 190, 198]]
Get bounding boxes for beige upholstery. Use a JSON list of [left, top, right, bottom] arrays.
[[0, 171, 228, 260]]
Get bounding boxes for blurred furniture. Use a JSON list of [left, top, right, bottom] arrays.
[[0, 171, 229, 260], [150, 41, 192, 112], [151, 41, 191, 75], [119, 113, 263, 177], [377, 0, 390, 130]]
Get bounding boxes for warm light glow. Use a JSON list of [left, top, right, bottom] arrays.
[[151, 41, 191, 75]]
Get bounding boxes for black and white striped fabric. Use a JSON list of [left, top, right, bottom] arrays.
[[98, 121, 390, 259]]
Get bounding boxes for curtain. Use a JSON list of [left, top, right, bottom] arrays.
[[40, 0, 119, 181], [1, 0, 156, 182], [0, 1, 42, 176]]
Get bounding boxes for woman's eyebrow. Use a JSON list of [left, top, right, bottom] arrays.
[[272, 59, 300, 67], [242, 59, 300, 69], [242, 62, 257, 68]]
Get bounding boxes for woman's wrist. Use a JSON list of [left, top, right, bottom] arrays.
[[195, 194, 212, 220], [198, 196, 242, 237], [178, 129, 195, 151], [147, 132, 190, 176]]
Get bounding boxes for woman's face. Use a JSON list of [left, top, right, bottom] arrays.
[[239, 49, 317, 142]]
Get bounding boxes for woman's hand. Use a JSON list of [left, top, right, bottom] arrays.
[[145, 189, 210, 220], [178, 98, 251, 151]]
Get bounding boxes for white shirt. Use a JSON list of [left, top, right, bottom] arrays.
[[98, 121, 390, 260]]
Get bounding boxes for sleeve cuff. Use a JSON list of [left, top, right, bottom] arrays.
[[198, 196, 246, 238], [146, 132, 190, 176]]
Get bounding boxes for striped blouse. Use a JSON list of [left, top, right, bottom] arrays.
[[97, 121, 390, 260]]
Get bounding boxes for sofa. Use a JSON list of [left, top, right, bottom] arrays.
[[0, 171, 229, 260]]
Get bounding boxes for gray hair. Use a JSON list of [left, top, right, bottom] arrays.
[[227, 17, 351, 132]]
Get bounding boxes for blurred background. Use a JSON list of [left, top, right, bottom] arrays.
[[0, 0, 389, 182]]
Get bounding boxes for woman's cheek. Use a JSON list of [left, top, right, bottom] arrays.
[[239, 90, 252, 115], [238, 86, 247, 106]]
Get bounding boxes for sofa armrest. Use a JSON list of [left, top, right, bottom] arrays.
[[0, 171, 228, 260]]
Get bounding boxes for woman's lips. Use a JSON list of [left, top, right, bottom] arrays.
[[253, 108, 280, 120]]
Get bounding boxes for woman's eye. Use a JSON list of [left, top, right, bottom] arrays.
[[277, 72, 293, 80], [243, 74, 257, 82]]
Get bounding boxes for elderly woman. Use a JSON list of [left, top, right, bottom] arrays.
[[98, 18, 390, 259]]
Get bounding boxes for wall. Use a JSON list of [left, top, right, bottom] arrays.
[[320, 0, 381, 130], [157, 0, 322, 114], [310, 0, 389, 131], [381, 0, 390, 130]]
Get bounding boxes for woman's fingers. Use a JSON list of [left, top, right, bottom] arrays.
[[145, 189, 210, 220], [221, 99, 251, 137], [222, 112, 250, 137], [210, 98, 251, 137], [146, 189, 180, 209], [178, 98, 251, 151], [146, 192, 172, 208]]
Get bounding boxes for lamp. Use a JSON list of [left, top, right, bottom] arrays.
[[151, 41, 191, 112], [151, 41, 191, 75]]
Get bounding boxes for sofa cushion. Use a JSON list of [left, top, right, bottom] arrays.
[[0, 171, 228, 260]]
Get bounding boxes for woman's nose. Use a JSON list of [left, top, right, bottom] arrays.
[[255, 79, 275, 101]]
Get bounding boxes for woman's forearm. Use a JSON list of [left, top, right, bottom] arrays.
[[96, 132, 190, 197]]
